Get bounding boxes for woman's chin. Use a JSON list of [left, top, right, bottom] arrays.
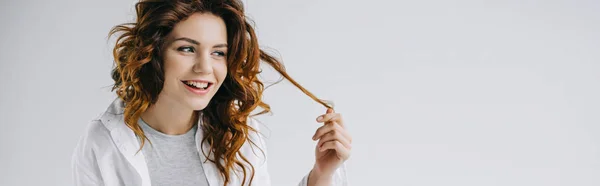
[[188, 99, 210, 111]]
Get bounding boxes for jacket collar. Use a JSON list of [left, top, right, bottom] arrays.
[[99, 98, 223, 186]]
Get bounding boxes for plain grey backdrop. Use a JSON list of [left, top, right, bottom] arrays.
[[1, 0, 599, 185]]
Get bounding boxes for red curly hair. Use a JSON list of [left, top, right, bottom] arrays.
[[107, 0, 332, 185]]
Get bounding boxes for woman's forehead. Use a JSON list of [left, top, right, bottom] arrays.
[[168, 13, 228, 44]]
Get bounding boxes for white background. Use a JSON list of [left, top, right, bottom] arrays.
[[1, 0, 599, 185]]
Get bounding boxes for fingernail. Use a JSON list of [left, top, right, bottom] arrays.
[[317, 116, 323, 121]]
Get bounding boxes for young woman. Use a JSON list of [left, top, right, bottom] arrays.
[[71, 0, 352, 186]]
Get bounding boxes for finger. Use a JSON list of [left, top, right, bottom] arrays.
[[316, 113, 341, 123], [319, 141, 351, 160], [318, 111, 351, 142], [312, 122, 339, 140], [312, 122, 352, 142], [317, 131, 352, 149], [313, 121, 352, 142], [316, 113, 344, 126]]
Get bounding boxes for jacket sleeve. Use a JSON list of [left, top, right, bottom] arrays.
[[71, 120, 105, 186], [297, 162, 348, 186]]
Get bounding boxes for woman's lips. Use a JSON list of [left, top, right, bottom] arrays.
[[182, 81, 212, 95]]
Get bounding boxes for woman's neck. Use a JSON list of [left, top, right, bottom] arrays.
[[140, 97, 198, 135]]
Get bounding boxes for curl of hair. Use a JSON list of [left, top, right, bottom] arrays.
[[108, 0, 332, 185]]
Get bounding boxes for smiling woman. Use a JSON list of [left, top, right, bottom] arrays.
[[71, 0, 351, 186]]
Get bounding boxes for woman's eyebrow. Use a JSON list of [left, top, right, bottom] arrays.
[[172, 37, 200, 45], [172, 37, 227, 48], [213, 44, 227, 49]]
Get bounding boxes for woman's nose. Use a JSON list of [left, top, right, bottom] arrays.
[[193, 55, 213, 74]]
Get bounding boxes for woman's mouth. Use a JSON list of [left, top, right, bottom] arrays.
[[182, 80, 213, 95], [182, 80, 212, 90]]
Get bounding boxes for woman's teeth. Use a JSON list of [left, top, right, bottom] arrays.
[[185, 81, 209, 89]]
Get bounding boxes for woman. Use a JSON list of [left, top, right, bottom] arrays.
[[71, 0, 352, 186]]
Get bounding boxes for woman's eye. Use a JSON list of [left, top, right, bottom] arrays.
[[212, 51, 226, 57], [177, 46, 195, 53]]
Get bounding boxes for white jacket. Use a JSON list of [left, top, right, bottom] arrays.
[[71, 98, 348, 186]]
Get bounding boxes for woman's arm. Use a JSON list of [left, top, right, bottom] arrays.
[[298, 162, 348, 186]]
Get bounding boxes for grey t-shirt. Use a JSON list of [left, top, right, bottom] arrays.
[[137, 118, 209, 186]]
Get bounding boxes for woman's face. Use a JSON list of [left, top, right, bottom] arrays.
[[159, 12, 228, 111]]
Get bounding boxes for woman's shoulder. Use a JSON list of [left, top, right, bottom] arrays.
[[76, 98, 126, 148], [73, 119, 114, 153], [246, 116, 271, 141]]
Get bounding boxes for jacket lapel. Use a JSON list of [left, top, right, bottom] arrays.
[[100, 98, 151, 186], [195, 113, 223, 186]]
